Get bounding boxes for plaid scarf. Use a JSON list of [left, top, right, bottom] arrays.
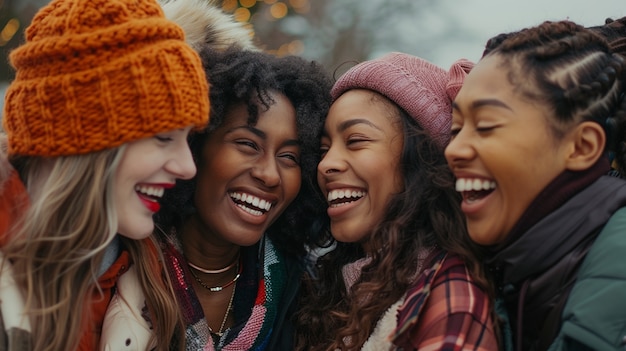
[[159, 230, 286, 351]]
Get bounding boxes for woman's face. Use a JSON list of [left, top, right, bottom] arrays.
[[318, 89, 404, 244], [193, 92, 301, 246], [444, 54, 570, 245], [116, 126, 196, 239]]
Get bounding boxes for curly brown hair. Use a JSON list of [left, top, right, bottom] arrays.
[[294, 95, 486, 350], [155, 47, 333, 257]]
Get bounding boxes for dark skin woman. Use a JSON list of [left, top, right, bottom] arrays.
[[155, 47, 332, 350]]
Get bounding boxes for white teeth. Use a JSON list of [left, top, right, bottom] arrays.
[[135, 185, 165, 198], [455, 178, 496, 192], [236, 203, 263, 216], [229, 192, 272, 211], [327, 189, 365, 202], [472, 179, 482, 190], [482, 180, 491, 190]]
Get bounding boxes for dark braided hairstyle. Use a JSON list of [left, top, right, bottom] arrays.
[[588, 16, 626, 57], [156, 47, 332, 257], [482, 20, 626, 175]]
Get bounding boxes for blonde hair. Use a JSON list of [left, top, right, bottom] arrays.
[[4, 146, 183, 350]]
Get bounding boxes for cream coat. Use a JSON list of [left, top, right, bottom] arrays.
[[0, 253, 153, 351]]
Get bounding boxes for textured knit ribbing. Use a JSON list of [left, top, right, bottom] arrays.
[[3, 0, 209, 157], [331, 53, 472, 149]]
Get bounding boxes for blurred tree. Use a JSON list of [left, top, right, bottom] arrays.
[[0, 0, 44, 82], [223, 0, 473, 75], [0, 0, 476, 84]]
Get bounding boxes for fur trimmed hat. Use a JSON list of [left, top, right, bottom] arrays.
[[331, 52, 473, 148], [159, 0, 258, 52], [3, 0, 209, 157]]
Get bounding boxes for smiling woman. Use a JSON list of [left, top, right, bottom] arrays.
[[295, 52, 499, 351], [0, 0, 209, 350], [153, 47, 332, 350], [445, 20, 626, 350]]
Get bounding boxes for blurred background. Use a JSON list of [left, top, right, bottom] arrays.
[[1, 0, 625, 117]]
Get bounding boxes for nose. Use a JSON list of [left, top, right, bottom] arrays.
[[166, 142, 197, 180], [317, 145, 345, 176], [251, 154, 281, 187], [444, 130, 474, 166]]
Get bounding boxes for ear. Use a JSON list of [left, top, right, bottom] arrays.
[[565, 121, 606, 171]]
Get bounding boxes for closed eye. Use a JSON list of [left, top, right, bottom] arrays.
[[279, 152, 300, 166], [476, 126, 496, 133], [347, 138, 369, 146], [236, 140, 259, 150], [155, 135, 173, 142]]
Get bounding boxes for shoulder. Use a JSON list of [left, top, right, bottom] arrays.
[[0, 167, 28, 247], [428, 253, 491, 317], [397, 250, 488, 324], [578, 206, 626, 277], [553, 206, 626, 350], [594, 206, 626, 240], [0, 252, 31, 339], [101, 264, 155, 351], [392, 252, 496, 350]]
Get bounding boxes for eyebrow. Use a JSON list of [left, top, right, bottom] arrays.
[[338, 118, 383, 132], [452, 99, 513, 112], [229, 125, 300, 147]]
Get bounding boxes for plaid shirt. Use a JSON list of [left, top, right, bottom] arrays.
[[391, 249, 498, 351]]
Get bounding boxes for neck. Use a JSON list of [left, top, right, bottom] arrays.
[[490, 156, 610, 252], [181, 215, 240, 272]]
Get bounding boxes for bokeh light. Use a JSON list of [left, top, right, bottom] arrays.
[[239, 0, 257, 8], [269, 2, 288, 19], [233, 7, 251, 22], [0, 19, 20, 47]]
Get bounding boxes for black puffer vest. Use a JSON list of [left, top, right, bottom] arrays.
[[486, 176, 626, 351]]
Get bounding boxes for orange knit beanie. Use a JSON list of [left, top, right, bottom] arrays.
[[2, 0, 209, 157]]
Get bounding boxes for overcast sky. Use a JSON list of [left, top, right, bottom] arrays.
[[419, 0, 626, 68]]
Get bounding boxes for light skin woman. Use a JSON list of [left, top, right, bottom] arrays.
[[0, 0, 209, 350], [445, 20, 626, 350], [295, 53, 499, 351], [155, 47, 332, 350]]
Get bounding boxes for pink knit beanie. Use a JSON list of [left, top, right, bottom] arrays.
[[331, 52, 473, 148]]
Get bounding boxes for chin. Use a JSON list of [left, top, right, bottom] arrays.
[[118, 223, 154, 240]]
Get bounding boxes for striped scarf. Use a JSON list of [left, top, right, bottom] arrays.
[[159, 231, 286, 351]]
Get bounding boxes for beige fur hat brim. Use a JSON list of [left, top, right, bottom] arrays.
[[159, 0, 259, 52]]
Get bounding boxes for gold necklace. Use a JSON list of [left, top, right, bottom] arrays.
[[187, 252, 240, 274], [211, 282, 236, 337], [189, 260, 242, 292]]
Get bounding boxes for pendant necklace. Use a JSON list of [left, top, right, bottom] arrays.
[[189, 258, 242, 292], [211, 282, 236, 337]]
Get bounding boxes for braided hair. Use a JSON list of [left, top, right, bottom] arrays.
[[483, 20, 626, 175], [588, 16, 626, 57]]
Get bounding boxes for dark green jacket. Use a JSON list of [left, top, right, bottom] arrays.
[[549, 207, 626, 350]]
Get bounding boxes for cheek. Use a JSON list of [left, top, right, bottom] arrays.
[[283, 168, 302, 202]]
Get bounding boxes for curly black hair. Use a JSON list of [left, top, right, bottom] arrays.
[[155, 47, 332, 257]]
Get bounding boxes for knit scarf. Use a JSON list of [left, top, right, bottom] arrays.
[[159, 230, 286, 351]]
